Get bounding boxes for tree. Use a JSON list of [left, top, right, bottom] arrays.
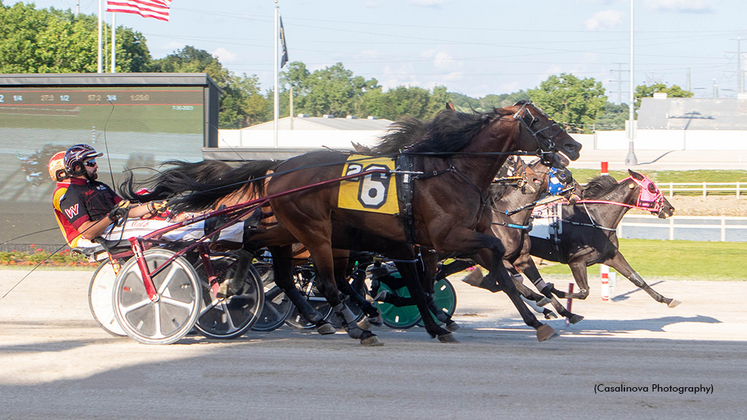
[[449, 91, 530, 113], [360, 85, 452, 120], [594, 101, 629, 131], [528, 73, 607, 134], [281, 62, 379, 117], [635, 82, 693, 109], [0, 3, 150, 73]]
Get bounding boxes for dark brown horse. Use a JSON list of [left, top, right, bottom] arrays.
[[171, 102, 582, 344]]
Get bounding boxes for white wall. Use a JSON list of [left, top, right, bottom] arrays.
[[217, 129, 383, 150], [219, 127, 747, 152], [593, 130, 747, 150]]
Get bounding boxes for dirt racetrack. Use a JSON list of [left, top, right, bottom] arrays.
[[1, 268, 746, 419]]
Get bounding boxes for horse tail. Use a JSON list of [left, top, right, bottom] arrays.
[[119, 160, 234, 203], [169, 159, 281, 212]]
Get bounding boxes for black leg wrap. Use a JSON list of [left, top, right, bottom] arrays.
[[334, 303, 366, 339], [539, 283, 555, 299], [285, 288, 323, 324], [427, 295, 451, 323]]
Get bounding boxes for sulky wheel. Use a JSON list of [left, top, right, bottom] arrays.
[[375, 275, 422, 329], [113, 249, 201, 345], [88, 260, 126, 337], [251, 262, 293, 332], [285, 265, 334, 330], [417, 278, 457, 328], [193, 253, 264, 339]]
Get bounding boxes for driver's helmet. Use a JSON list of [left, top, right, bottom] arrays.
[[64, 144, 102, 175], [547, 168, 564, 195], [48, 151, 67, 181]]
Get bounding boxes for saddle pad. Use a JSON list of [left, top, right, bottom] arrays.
[[529, 202, 562, 240], [338, 155, 399, 214]]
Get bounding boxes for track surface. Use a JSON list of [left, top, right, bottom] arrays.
[[1, 269, 746, 419]]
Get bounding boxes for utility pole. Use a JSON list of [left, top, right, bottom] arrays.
[[713, 79, 718, 98], [626, 0, 637, 166], [610, 62, 628, 105], [727, 38, 744, 93]]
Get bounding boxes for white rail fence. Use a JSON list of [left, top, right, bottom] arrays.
[[618, 215, 747, 242], [663, 182, 745, 198]]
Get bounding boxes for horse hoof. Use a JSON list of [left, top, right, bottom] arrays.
[[668, 299, 682, 308], [543, 311, 558, 320], [361, 335, 383, 347], [536, 297, 551, 307], [536, 324, 559, 342], [446, 321, 460, 332], [568, 314, 584, 324], [316, 323, 336, 335], [437, 333, 459, 343]]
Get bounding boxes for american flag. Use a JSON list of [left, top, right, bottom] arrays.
[[106, 0, 172, 22]]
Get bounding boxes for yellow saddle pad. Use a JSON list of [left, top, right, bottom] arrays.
[[338, 155, 398, 214]]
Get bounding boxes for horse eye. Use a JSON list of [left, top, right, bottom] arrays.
[[648, 183, 657, 193]]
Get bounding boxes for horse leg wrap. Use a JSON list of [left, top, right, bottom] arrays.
[[521, 296, 545, 315], [285, 288, 323, 324], [512, 273, 524, 284], [539, 283, 555, 299], [532, 277, 551, 293], [427, 295, 450, 323], [229, 249, 252, 294], [334, 303, 365, 339]]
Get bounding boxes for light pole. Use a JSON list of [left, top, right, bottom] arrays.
[[625, 0, 637, 166]]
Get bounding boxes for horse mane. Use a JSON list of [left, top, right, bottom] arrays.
[[582, 175, 619, 199], [373, 108, 514, 156], [373, 117, 428, 154], [489, 156, 525, 203]]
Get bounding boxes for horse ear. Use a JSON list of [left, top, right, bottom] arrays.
[[628, 169, 644, 180]]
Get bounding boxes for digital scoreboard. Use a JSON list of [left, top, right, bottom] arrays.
[[0, 73, 221, 251]]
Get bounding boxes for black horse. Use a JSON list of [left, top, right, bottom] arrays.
[[469, 170, 680, 309]]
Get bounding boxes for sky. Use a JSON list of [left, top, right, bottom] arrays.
[[22, 0, 747, 102]]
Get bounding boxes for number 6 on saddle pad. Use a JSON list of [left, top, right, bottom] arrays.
[[338, 155, 398, 214]]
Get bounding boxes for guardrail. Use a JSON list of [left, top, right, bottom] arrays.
[[617, 215, 747, 242], [662, 182, 744, 198]]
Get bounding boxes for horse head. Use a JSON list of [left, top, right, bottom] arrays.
[[510, 101, 582, 167], [627, 170, 675, 219]]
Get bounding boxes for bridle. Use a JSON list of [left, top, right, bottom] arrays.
[[568, 175, 667, 233], [512, 102, 563, 164], [576, 175, 665, 215]]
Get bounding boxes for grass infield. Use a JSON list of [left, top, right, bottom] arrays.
[[570, 169, 747, 183], [537, 238, 747, 281]]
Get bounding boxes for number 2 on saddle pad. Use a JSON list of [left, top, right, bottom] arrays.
[[338, 155, 398, 214]]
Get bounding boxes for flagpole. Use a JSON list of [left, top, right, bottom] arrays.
[[98, 0, 103, 73], [273, 1, 279, 148], [111, 12, 116, 73]]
